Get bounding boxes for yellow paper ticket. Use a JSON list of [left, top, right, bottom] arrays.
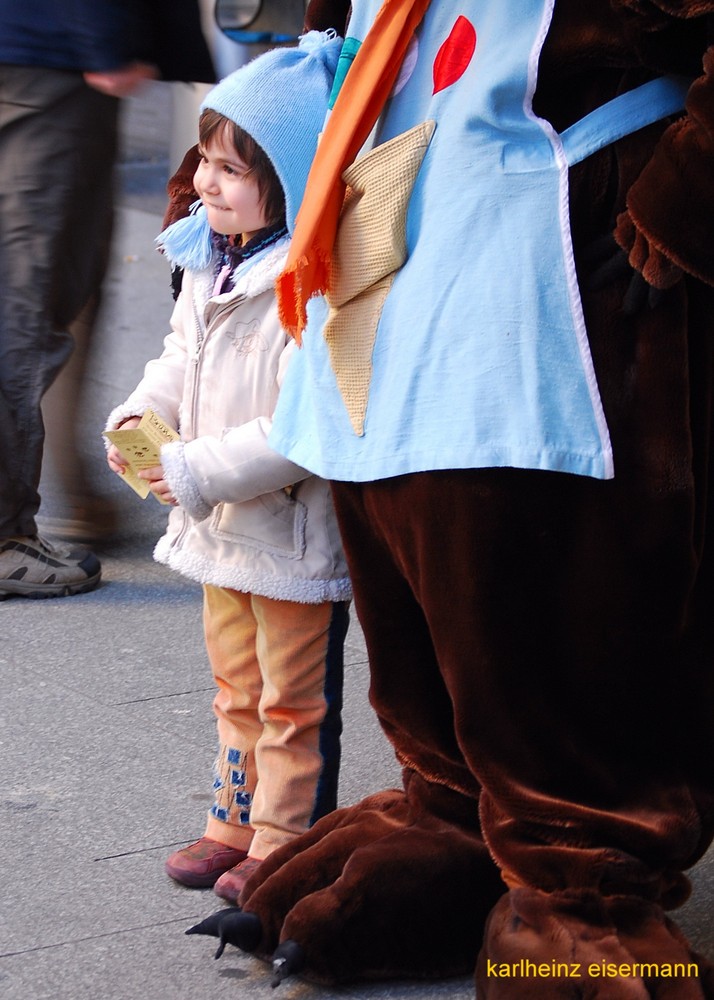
[[104, 409, 179, 502]]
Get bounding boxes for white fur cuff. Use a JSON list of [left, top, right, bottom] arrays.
[[161, 441, 213, 522]]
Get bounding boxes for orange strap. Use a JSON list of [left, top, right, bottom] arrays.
[[276, 0, 432, 342]]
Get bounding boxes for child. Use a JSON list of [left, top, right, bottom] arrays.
[[105, 31, 351, 904]]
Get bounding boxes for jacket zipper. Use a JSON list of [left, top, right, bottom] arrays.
[[171, 289, 246, 551]]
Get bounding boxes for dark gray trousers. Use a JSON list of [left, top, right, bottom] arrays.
[[0, 66, 118, 536]]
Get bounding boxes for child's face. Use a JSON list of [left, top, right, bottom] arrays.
[[194, 130, 269, 243]]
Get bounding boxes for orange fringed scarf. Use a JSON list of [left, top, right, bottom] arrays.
[[276, 0, 432, 343]]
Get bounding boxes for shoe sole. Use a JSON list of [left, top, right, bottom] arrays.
[[0, 571, 101, 600]]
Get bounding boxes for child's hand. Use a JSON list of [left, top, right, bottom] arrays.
[[106, 416, 142, 474], [137, 465, 178, 506]]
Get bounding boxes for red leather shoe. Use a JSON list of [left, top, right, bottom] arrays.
[[214, 856, 263, 903], [165, 837, 248, 888]]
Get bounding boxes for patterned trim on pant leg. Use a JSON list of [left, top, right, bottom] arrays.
[[210, 744, 253, 827]]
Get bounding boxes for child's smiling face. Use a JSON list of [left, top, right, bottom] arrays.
[[194, 129, 269, 244]]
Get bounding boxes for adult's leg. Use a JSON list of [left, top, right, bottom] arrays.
[[0, 66, 117, 536], [39, 296, 120, 542]]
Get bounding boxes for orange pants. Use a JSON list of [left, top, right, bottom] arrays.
[[202, 585, 349, 860]]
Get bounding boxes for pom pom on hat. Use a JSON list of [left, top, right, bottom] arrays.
[[200, 30, 342, 234], [155, 200, 213, 270]]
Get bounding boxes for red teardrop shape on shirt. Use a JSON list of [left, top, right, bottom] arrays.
[[432, 16, 477, 95]]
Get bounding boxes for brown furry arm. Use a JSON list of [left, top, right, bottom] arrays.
[[615, 44, 714, 287]]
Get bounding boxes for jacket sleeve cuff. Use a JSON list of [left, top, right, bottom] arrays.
[[160, 441, 213, 522], [104, 401, 177, 451]]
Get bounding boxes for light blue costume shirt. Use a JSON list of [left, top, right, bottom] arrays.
[[270, 0, 688, 483]]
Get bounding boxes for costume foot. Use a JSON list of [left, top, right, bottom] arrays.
[[476, 888, 714, 998], [186, 907, 262, 959], [232, 786, 505, 984]]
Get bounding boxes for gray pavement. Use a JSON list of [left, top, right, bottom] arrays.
[[1, 81, 713, 1000]]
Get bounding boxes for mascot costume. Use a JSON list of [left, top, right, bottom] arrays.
[[181, 0, 714, 995]]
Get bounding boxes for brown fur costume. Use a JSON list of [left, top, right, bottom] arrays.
[[182, 1, 714, 995]]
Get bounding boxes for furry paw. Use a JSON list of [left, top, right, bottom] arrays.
[[230, 786, 505, 984]]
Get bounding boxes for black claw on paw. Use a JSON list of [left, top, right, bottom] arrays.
[[185, 907, 241, 937], [185, 908, 262, 959], [270, 940, 305, 988]]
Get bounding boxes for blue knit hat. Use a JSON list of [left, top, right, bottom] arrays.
[[156, 30, 341, 271], [202, 30, 341, 234]]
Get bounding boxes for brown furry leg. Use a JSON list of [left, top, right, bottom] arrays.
[[476, 889, 714, 999]]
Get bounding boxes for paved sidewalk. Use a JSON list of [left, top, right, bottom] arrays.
[[1, 81, 713, 1000]]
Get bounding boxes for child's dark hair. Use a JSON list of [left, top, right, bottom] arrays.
[[198, 109, 286, 230]]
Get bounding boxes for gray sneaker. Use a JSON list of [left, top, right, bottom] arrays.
[[0, 535, 101, 599]]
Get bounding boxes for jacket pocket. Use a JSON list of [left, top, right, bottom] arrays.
[[210, 489, 307, 560]]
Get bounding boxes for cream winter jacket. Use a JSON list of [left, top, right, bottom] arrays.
[[107, 237, 351, 604]]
